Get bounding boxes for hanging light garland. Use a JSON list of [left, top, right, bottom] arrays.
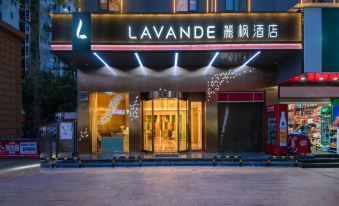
[[207, 67, 255, 101], [98, 94, 123, 125], [79, 127, 89, 142], [129, 96, 140, 121]]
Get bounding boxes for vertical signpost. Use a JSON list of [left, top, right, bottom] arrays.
[[56, 112, 78, 158]]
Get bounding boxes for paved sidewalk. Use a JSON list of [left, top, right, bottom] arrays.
[[0, 167, 339, 206]]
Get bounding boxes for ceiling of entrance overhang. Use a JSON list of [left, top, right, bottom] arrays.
[[54, 50, 301, 70]]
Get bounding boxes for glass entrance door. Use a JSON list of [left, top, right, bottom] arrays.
[[153, 99, 178, 152], [142, 93, 201, 153], [143, 100, 153, 151]]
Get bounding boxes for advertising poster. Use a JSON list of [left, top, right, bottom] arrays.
[[279, 110, 288, 147], [20, 142, 38, 155], [0, 140, 38, 156], [0, 141, 20, 155], [59, 122, 74, 140]]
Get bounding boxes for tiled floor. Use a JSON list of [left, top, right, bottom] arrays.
[[0, 166, 339, 206]]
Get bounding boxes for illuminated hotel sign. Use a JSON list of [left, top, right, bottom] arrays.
[[128, 24, 279, 40], [91, 13, 301, 44], [52, 13, 302, 50]]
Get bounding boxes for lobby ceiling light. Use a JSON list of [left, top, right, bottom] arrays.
[[174, 52, 179, 67], [134, 52, 143, 67], [241, 51, 261, 67], [208, 52, 219, 67], [93, 52, 109, 68]]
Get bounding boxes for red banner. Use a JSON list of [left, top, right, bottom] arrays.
[[0, 140, 39, 157]]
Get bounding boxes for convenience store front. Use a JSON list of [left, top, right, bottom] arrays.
[[280, 83, 339, 154], [51, 12, 302, 154]]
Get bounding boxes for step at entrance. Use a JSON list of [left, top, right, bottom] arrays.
[[297, 154, 339, 168], [154, 153, 179, 158]]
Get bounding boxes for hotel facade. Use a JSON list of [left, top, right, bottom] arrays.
[[51, 0, 339, 155]]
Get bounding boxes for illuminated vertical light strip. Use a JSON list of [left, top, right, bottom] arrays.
[[120, 0, 123, 13], [240, 51, 261, 67], [134, 52, 143, 67], [247, 0, 251, 13], [173, 0, 176, 13], [206, 0, 209, 13], [208, 52, 219, 66], [174, 52, 179, 67], [214, 0, 217, 13], [93, 52, 109, 67]]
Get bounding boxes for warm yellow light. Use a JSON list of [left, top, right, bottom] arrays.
[[120, 0, 123, 13], [173, 0, 176, 14], [206, 0, 209, 13], [214, 0, 217, 13], [248, 0, 251, 13]]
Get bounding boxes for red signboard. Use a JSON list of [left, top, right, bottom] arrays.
[[218, 92, 265, 102], [0, 140, 39, 158]]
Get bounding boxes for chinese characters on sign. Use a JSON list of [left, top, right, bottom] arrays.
[[224, 24, 278, 39], [128, 24, 279, 41]]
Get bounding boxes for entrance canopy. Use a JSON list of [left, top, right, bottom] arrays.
[[54, 50, 300, 70]]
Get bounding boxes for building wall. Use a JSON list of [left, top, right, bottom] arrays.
[[80, 0, 299, 13], [0, 20, 24, 138], [0, 0, 20, 29]]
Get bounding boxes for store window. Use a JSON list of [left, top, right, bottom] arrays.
[[288, 103, 336, 153], [90, 92, 129, 154], [191, 102, 203, 150]]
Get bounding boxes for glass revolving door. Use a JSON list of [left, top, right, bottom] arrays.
[[142, 91, 188, 153]]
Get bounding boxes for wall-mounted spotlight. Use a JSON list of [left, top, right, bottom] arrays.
[[93, 52, 109, 67], [208, 52, 219, 67], [134, 52, 143, 67], [241, 51, 261, 67]]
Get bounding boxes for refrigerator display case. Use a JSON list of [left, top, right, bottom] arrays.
[[265, 104, 288, 155]]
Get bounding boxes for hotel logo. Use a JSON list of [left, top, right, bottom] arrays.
[[72, 12, 91, 51], [76, 19, 87, 40]]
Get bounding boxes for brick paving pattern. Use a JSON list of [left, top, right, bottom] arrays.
[[0, 166, 339, 206]]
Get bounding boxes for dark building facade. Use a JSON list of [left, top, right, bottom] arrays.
[[51, 0, 339, 155], [0, 20, 24, 138]]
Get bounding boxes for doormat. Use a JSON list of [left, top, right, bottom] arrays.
[[154, 153, 179, 158]]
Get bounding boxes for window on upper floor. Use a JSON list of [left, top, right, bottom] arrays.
[[189, 0, 198, 11], [176, 0, 198, 12], [108, 0, 121, 12], [225, 0, 247, 12], [100, 0, 121, 12], [176, 0, 188, 12], [99, 0, 108, 10], [0, 0, 2, 19], [301, 0, 338, 3]]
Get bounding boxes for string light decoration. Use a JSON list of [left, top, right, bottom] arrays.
[[129, 96, 140, 121], [207, 67, 255, 101], [105, 92, 115, 96], [98, 95, 123, 125], [79, 127, 89, 142]]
